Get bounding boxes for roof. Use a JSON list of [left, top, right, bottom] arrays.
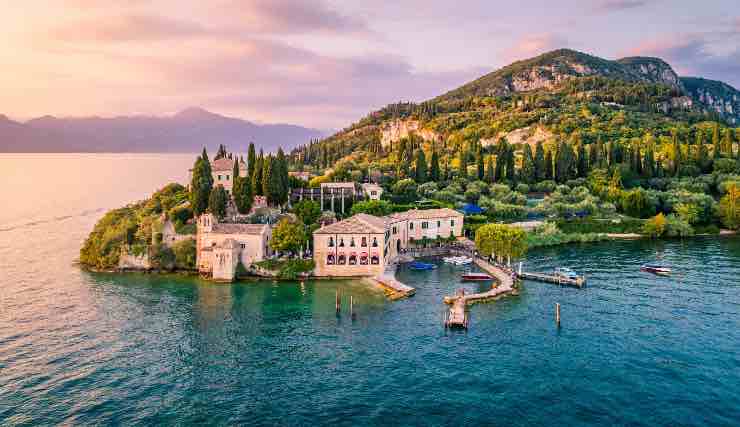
[[215, 238, 239, 249], [211, 157, 245, 172], [320, 182, 356, 189], [314, 213, 386, 234], [211, 223, 269, 235], [361, 183, 382, 191], [388, 208, 463, 221]]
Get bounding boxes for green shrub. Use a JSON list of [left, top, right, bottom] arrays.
[[172, 239, 196, 270]]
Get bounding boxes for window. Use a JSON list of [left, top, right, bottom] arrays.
[[371, 191, 377, 196], [360, 254, 368, 265], [372, 237, 378, 247], [226, 175, 230, 181], [240, 243, 246, 249], [349, 255, 357, 265], [327, 254, 335, 265], [422, 221, 429, 229], [339, 238, 345, 247], [328, 237, 335, 247], [217, 174, 222, 180], [350, 238, 356, 247], [392, 226, 397, 234], [338, 254, 346, 265], [361, 237, 367, 247], [371, 255, 380, 265], [451, 219, 455, 227], [437, 221, 441, 227], [409, 222, 414, 230]]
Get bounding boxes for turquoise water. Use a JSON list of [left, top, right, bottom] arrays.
[[2, 154, 740, 426]]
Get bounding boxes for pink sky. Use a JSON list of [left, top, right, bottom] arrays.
[[2, 0, 738, 128]]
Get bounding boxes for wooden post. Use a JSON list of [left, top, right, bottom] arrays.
[[556, 303, 561, 327], [518, 262, 522, 276], [350, 296, 356, 320], [336, 289, 340, 314]]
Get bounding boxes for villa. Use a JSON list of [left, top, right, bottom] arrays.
[[210, 157, 247, 195], [361, 183, 383, 200], [313, 208, 464, 277]]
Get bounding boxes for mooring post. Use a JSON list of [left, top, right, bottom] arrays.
[[518, 262, 522, 276], [556, 303, 561, 327], [350, 296, 356, 320], [336, 289, 340, 314]]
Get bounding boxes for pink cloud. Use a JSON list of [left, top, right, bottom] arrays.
[[501, 33, 568, 63]]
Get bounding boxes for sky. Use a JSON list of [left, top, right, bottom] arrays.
[[1, 0, 738, 129]]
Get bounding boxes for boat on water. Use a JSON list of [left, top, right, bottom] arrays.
[[443, 256, 473, 265], [554, 267, 579, 280], [461, 273, 493, 281], [409, 261, 437, 270], [641, 264, 672, 276]]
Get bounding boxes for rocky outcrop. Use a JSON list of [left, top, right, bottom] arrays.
[[617, 57, 684, 91], [379, 119, 440, 148], [481, 126, 554, 147], [681, 77, 740, 124], [118, 246, 151, 270]]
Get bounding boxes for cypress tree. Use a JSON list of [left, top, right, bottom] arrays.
[[485, 156, 495, 183], [458, 148, 467, 179], [544, 150, 554, 181], [208, 184, 228, 219], [253, 150, 264, 196], [595, 136, 605, 168], [415, 149, 428, 183], [589, 143, 599, 171], [577, 144, 588, 178], [722, 128, 733, 157], [190, 148, 213, 216], [429, 151, 440, 181], [262, 155, 273, 204], [712, 124, 721, 159], [276, 148, 289, 204], [521, 144, 535, 184], [247, 143, 256, 182], [232, 158, 242, 208], [672, 131, 682, 177], [477, 148, 485, 181], [505, 145, 515, 182], [644, 145, 655, 178], [534, 141, 545, 181]]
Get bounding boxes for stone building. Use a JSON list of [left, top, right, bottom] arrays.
[[196, 213, 272, 282], [361, 183, 383, 201], [312, 208, 464, 277], [210, 157, 247, 195]]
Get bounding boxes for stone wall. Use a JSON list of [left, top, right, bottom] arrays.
[[118, 247, 151, 270]]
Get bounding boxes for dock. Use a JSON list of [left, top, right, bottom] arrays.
[[443, 257, 518, 328], [517, 271, 586, 288], [372, 261, 415, 300]]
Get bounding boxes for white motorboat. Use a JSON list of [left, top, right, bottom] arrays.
[[443, 256, 473, 265]]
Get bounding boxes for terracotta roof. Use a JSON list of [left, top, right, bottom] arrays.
[[211, 157, 245, 172], [314, 213, 386, 234], [388, 208, 463, 221], [211, 223, 269, 235], [320, 182, 356, 189]]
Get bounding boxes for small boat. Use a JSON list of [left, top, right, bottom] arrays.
[[641, 264, 672, 276], [554, 267, 578, 280], [410, 261, 437, 271], [443, 256, 473, 265], [462, 273, 493, 281]]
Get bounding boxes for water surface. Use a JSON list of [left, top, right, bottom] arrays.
[[1, 154, 739, 426]]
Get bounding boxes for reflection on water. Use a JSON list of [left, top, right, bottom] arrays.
[[1, 154, 740, 425]]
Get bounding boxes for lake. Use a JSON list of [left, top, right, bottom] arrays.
[[1, 154, 739, 426]]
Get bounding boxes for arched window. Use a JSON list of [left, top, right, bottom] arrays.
[[349, 255, 357, 265], [328, 237, 334, 247], [360, 253, 368, 265], [339, 238, 345, 247], [327, 254, 335, 265], [338, 254, 346, 264], [350, 238, 356, 247], [372, 237, 378, 247], [371, 255, 380, 265], [361, 237, 367, 247]]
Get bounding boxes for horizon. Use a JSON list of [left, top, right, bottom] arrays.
[[2, 0, 739, 129]]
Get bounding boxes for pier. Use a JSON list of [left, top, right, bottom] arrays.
[[515, 263, 586, 288], [372, 261, 415, 300], [443, 257, 517, 328]]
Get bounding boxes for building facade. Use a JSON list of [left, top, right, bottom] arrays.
[[361, 183, 383, 200], [313, 208, 464, 277], [210, 157, 247, 195], [196, 213, 272, 281]]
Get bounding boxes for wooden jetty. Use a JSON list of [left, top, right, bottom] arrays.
[[443, 257, 517, 328], [517, 271, 586, 288]]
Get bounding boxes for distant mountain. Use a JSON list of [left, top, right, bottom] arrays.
[[0, 107, 326, 153]]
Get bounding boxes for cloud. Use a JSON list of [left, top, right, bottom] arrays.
[[219, 0, 372, 36], [51, 14, 208, 42], [500, 33, 568, 63], [592, 0, 649, 12]]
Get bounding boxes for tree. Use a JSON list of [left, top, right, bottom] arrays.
[[350, 200, 393, 217], [722, 128, 733, 157], [576, 143, 588, 178], [474, 223, 528, 262], [458, 148, 468, 179], [252, 150, 264, 196], [620, 188, 654, 218], [293, 200, 321, 225], [247, 142, 256, 182], [276, 148, 290, 204], [718, 183, 740, 230], [208, 185, 228, 219], [520, 144, 535, 183], [232, 159, 243, 206], [675, 202, 700, 225], [429, 150, 441, 181], [485, 156, 495, 183], [476, 147, 485, 180], [233, 159, 253, 214], [189, 148, 213, 216], [263, 155, 282, 206], [544, 150, 554, 180], [271, 218, 307, 254], [642, 213, 667, 238], [672, 130, 682, 176], [505, 144, 515, 181], [534, 141, 546, 181], [712, 123, 721, 160], [214, 144, 228, 160], [415, 149, 428, 183]]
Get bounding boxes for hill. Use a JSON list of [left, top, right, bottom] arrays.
[[0, 107, 325, 153], [289, 48, 739, 172]]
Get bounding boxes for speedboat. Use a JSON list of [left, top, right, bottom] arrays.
[[443, 256, 472, 266], [554, 267, 578, 280], [641, 264, 671, 276], [461, 273, 493, 281], [410, 261, 437, 271]]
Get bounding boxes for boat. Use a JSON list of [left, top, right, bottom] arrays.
[[461, 273, 493, 281], [409, 261, 437, 270], [554, 267, 578, 280], [640, 264, 672, 276], [443, 256, 473, 265]]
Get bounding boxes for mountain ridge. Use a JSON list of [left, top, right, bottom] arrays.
[[0, 108, 326, 153]]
